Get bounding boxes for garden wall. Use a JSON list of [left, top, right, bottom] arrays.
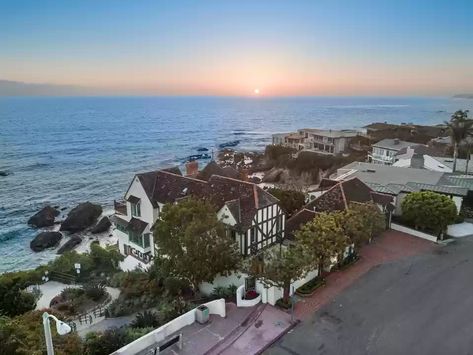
[[112, 299, 226, 355], [199, 272, 246, 295], [391, 223, 438, 242]]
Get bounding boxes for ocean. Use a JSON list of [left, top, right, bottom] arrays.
[[1, 96, 472, 273]]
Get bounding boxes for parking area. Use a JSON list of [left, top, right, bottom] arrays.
[[268, 235, 473, 355]]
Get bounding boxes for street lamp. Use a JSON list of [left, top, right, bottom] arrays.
[[42, 312, 72, 355]]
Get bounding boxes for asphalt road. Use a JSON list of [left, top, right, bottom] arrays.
[[267, 237, 473, 355]]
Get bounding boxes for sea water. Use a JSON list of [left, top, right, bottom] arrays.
[[1, 96, 472, 272]]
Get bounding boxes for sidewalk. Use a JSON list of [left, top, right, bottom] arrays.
[[294, 229, 436, 319], [135, 303, 294, 355]]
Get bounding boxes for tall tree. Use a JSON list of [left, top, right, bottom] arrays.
[[295, 212, 348, 276], [401, 191, 457, 239], [445, 110, 471, 172], [153, 198, 241, 291], [267, 188, 306, 217], [250, 246, 309, 304]]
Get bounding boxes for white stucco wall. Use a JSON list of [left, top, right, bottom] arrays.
[[199, 272, 246, 295], [125, 177, 155, 224], [112, 299, 226, 355]]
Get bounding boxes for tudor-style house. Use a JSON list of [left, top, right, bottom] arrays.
[[112, 162, 285, 270]]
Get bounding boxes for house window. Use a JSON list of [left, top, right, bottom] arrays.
[[250, 227, 256, 244], [131, 202, 141, 217], [129, 231, 141, 247], [143, 233, 150, 248]]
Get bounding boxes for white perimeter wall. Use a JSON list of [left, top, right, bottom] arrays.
[[112, 299, 226, 355]]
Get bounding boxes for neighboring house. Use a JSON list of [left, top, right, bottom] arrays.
[[331, 162, 469, 215], [392, 145, 473, 173], [284, 177, 393, 243], [272, 128, 361, 155], [369, 138, 418, 165], [112, 162, 285, 270]]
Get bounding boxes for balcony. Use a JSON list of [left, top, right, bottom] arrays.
[[114, 200, 127, 215]]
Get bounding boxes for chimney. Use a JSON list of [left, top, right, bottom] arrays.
[[410, 153, 424, 169], [185, 160, 199, 176], [394, 138, 400, 145]]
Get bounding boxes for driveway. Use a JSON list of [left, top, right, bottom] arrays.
[[268, 237, 473, 355]]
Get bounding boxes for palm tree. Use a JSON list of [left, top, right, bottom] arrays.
[[445, 110, 471, 172]]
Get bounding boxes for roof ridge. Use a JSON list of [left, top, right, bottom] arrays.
[[253, 184, 259, 208], [339, 182, 348, 209]]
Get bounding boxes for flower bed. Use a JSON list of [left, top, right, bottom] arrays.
[[337, 254, 360, 271], [296, 277, 326, 297], [244, 289, 259, 300]]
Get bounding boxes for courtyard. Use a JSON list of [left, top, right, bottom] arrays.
[[268, 234, 473, 355]]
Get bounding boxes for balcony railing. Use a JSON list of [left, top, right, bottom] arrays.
[[114, 200, 127, 215]]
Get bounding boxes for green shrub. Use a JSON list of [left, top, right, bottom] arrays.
[[211, 284, 237, 300], [296, 277, 326, 295], [163, 277, 190, 297], [83, 283, 107, 302], [401, 191, 457, 235], [131, 311, 160, 329]]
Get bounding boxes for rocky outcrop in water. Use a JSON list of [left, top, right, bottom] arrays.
[[57, 236, 82, 254], [91, 217, 111, 234], [60, 202, 102, 233], [28, 206, 60, 228], [31, 231, 62, 252], [0, 171, 9, 177]]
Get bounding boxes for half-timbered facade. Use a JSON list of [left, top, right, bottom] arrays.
[[112, 163, 285, 270]]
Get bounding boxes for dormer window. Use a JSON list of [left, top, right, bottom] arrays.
[[131, 202, 141, 217], [127, 196, 141, 217]]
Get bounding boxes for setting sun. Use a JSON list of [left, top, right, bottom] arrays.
[[253, 88, 260, 95]]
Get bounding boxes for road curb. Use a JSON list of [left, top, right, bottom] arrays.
[[255, 319, 300, 355]]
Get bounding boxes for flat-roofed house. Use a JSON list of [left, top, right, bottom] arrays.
[[272, 128, 361, 155], [112, 163, 285, 271], [331, 161, 469, 215]]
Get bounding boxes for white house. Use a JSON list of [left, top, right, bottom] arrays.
[[393, 146, 473, 174], [112, 163, 285, 271], [369, 138, 418, 165]]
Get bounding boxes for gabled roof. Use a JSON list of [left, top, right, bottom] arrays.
[[285, 208, 318, 240], [318, 178, 339, 190], [306, 177, 375, 212], [195, 161, 240, 181], [127, 217, 149, 234], [131, 169, 278, 230], [225, 199, 241, 224], [372, 138, 418, 151]]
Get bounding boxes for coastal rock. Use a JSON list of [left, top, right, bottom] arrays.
[[262, 168, 283, 183], [57, 236, 82, 254], [91, 217, 111, 234], [250, 176, 262, 184], [60, 202, 102, 233], [30, 231, 62, 252], [28, 206, 60, 228]]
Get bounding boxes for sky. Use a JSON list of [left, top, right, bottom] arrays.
[[1, 0, 472, 96]]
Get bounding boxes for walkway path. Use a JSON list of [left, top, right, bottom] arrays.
[[294, 229, 437, 319], [31, 280, 121, 333]]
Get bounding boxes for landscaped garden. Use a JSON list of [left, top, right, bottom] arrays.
[[50, 284, 110, 317]]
